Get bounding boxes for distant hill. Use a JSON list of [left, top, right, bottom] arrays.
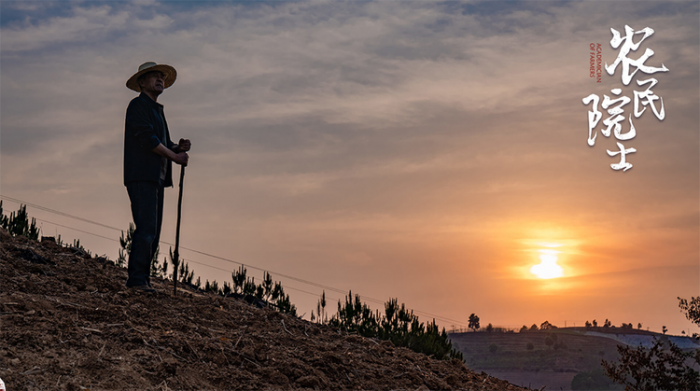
[[582, 330, 700, 349], [449, 328, 699, 391]]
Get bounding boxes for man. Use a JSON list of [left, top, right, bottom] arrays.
[[124, 62, 190, 292]]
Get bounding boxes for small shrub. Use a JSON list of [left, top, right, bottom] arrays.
[[1, 202, 39, 240], [329, 293, 463, 361], [545, 336, 554, 348], [571, 368, 624, 390], [117, 223, 135, 268], [602, 338, 699, 390]]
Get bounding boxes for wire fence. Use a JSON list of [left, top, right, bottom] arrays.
[[1, 194, 473, 328]]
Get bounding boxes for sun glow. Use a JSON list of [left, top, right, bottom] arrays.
[[530, 249, 564, 279]]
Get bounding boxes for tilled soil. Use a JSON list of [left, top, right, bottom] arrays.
[[0, 228, 532, 391]]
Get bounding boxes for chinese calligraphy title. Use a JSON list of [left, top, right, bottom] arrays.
[[582, 25, 669, 171]]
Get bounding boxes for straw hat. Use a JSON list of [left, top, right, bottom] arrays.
[[126, 62, 177, 92]]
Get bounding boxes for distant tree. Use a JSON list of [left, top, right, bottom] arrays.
[[526, 342, 534, 351], [468, 313, 480, 332], [489, 343, 498, 354], [541, 320, 556, 330], [544, 336, 554, 348], [637, 322, 642, 330], [530, 323, 539, 331], [592, 319, 598, 328], [520, 325, 528, 333], [603, 319, 611, 328], [662, 325, 668, 334], [486, 323, 493, 333], [585, 320, 592, 329]]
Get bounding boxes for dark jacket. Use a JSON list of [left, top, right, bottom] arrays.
[[124, 93, 175, 187]]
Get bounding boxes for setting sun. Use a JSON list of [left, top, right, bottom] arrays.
[[530, 249, 564, 279]]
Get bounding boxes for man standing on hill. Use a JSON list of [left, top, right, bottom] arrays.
[[124, 62, 190, 292]]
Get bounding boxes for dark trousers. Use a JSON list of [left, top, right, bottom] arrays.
[[126, 181, 164, 287]]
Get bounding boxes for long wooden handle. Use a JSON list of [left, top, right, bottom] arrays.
[[173, 166, 185, 296]]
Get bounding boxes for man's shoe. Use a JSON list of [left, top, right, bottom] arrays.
[[128, 284, 156, 293]]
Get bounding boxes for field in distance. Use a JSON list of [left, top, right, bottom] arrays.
[[449, 327, 699, 391]]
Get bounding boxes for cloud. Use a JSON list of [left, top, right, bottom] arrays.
[[3, 2, 42, 12], [3, 1, 697, 192], [1, 0, 698, 329], [1, 5, 129, 52]]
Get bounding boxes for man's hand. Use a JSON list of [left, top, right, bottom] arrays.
[[153, 144, 189, 166], [178, 138, 191, 152], [172, 152, 189, 166]]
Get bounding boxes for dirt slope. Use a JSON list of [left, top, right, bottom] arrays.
[[0, 228, 531, 391]]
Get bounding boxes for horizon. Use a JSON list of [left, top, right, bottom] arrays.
[[1, 1, 698, 336]]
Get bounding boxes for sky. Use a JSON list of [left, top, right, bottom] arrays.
[[1, 0, 698, 335]]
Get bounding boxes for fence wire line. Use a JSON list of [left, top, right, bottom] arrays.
[[36, 218, 120, 243], [35, 218, 333, 304], [35, 215, 341, 301], [2, 195, 122, 232], [1, 194, 471, 327], [182, 257, 337, 300]]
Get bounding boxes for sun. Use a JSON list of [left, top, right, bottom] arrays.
[[530, 249, 564, 279]]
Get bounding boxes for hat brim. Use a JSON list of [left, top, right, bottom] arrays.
[[126, 64, 177, 92]]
